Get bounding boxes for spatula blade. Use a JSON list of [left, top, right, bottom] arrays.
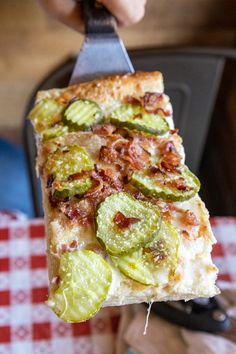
[[70, 33, 134, 85]]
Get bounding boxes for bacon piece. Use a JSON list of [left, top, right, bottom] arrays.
[[156, 200, 182, 221], [60, 202, 93, 225], [92, 124, 116, 136], [170, 129, 179, 135], [70, 240, 78, 249], [84, 178, 104, 198], [159, 141, 181, 171], [68, 170, 91, 181], [133, 113, 143, 119], [148, 165, 162, 174], [144, 240, 168, 265], [52, 180, 62, 190], [181, 230, 190, 239], [123, 136, 149, 169], [166, 177, 192, 191], [49, 193, 60, 208], [126, 95, 141, 105], [142, 92, 164, 113], [92, 168, 123, 191], [160, 141, 177, 154], [126, 94, 171, 116], [123, 184, 144, 200], [61, 240, 78, 252], [183, 210, 200, 226], [113, 211, 140, 230], [154, 107, 172, 117], [61, 244, 69, 252], [100, 134, 149, 172], [127, 137, 150, 165]]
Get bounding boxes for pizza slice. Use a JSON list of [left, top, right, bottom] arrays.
[[29, 72, 219, 323]]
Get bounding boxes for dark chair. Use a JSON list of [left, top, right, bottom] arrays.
[[23, 47, 236, 217]]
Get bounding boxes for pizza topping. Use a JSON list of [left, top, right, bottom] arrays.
[[126, 95, 141, 105], [61, 240, 78, 253], [111, 220, 179, 286], [99, 133, 150, 172], [70, 240, 78, 249], [67, 170, 92, 182], [148, 165, 163, 174], [42, 124, 69, 141], [84, 178, 104, 198], [61, 244, 69, 253], [96, 192, 161, 255], [159, 141, 181, 171], [154, 107, 172, 117], [29, 98, 65, 133], [92, 124, 116, 136], [110, 103, 169, 136], [60, 198, 94, 225], [144, 239, 168, 265], [64, 99, 103, 130], [170, 129, 179, 135], [182, 210, 200, 226], [48, 250, 112, 322], [165, 177, 192, 191], [58, 168, 124, 224], [113, 211, 140, 230], [53, 176, 93, 200], [181, 230, 190, 239], [126, 93, 172, 117], [131, 165, 200, 202], [91, 168, 123, 191], [133, 112, 143, 119], [46, 145, 94, 199], [142, 92, 164, 113]]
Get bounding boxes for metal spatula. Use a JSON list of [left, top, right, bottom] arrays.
[[70, 0, 134, 85]]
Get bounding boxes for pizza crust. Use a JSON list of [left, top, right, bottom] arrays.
[[36, 71, 164, 106], [33, 71, 219, 310]]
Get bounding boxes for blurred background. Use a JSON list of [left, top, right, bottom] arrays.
[[0, 0, 236, 216]]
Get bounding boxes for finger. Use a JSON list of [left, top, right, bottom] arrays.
[[37, 0, 85, 32], [98, 0, 147, 27]]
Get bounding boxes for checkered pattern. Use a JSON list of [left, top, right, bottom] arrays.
[[0, 217, 236, 354], [0, 219, 120, 354], [211, 217, 236, 283]]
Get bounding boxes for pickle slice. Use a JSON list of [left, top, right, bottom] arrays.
[[110, 103, 169, 135], [48, 250, 112, 323], [96, 192, 161, 255], [112, 220, 179, 286], [42, 124, 69, 141], [46, 145, 94, 198], [29, 98, 65, 133], [64, 99, 103, 130], [53, 178, 93, 199], [131, 166, 200, 202]]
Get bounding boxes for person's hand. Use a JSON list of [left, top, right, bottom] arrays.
[[37, 0, 147, 32]]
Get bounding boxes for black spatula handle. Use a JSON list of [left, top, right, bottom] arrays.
[[82, 0, 117, 34]]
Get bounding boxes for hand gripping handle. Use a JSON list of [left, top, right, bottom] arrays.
[[82, 0, 117, 34]]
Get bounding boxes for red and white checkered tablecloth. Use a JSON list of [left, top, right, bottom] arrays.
[[0, 217, 236, 354]]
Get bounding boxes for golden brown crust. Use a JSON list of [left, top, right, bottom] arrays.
[[36, 71, 164, 107]]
